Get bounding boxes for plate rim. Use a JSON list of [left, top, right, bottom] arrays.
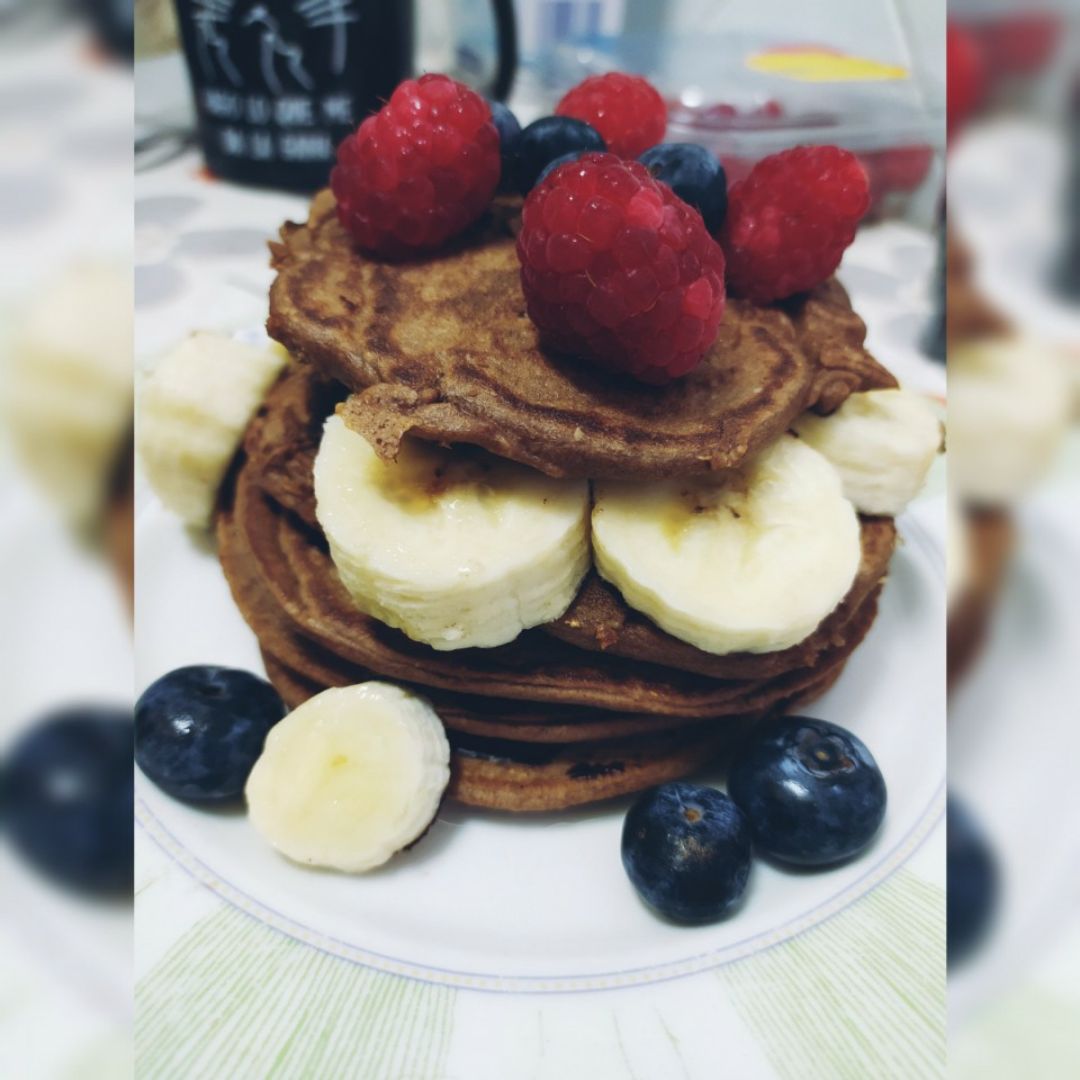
[[135, 511, 946, 995]]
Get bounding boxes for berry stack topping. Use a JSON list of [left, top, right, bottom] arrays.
[[135, 665, 286, 801], [516, 152, 726, 384], [622, 781, 752, 923], [727, 716, 886, 866], [721, 146, 870, 303], [639, 142, 728, 233], [513, 115, 606, 194], [331, 74, 500, 256], [556, 72, 667, 158]]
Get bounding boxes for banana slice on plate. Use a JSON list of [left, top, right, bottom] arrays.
[[314, 414, 591, 651], [4, 263, 132, 525], [947, 336, 1071, 505], [791, 389, 942, 516], [246, 682, 450, 873], [592, 434, 861, 655], [137, 332, 287, 527]]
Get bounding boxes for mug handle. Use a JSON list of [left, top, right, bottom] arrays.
[[487, 0, 518, 102]]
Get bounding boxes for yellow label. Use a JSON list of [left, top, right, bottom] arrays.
[[748, 48, 909, 83]]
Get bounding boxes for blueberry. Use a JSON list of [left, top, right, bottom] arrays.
[[514, 116, 606, 194], [621, 781, 752, 923], [1, 708, 133, 894], [536, 149, 589, 187], [135, 665, 285, 801], [488, 101, 522, 192], [947, 797, 998, 968], [639, 143, 728, 232], [727, 716, 886, 866]]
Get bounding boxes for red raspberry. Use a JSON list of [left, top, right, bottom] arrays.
[[862, 145, 934, 194], [976, 14, 1060, 77], [720, 146, 869, 304], [330, 74, 500, 256], [516, 153, 726, 384], [555, 73, 667, 158], [947, 24, 986, 137]]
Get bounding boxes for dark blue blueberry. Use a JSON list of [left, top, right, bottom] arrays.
[[621, 781, 752, 923], [488, 101, 523, 192], [1, 708, 133, 895], [135, 665, 285, 802], [514, 115, 605, 194], [536, 149, 590, 188], [727, 716, 886, 867], [639, 143, 728, 232], [947, 797, 998, 968]]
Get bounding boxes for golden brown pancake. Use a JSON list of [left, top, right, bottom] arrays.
[[218, 454, 882, 721], [239, 536, 877, 746], [549, 518, 895, 678], [261, 647, 848, 812], [267, 190, 896, 481], [947, 228, 1012, 348], [246, 364, 897, 682], [948, 506, 1015, 685], [261, 647, 743, 811]]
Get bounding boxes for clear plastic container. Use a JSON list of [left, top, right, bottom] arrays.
[[664, 88, 944, 228], [516, 0, 946, 226]]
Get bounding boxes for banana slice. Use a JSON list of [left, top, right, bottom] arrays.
[[246, 682, 450, 873], [592, 434, 861, 655], [137, 333, 287, 527], [948, 336, 1071, 505], [314, 414, 590, 651], [791, 389, 942, 516], [3, 263, 132, 524]]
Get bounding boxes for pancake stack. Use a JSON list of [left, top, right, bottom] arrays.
[[218, 191, 903, 812]]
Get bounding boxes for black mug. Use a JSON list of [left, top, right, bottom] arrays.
[[173, 0, 518, 192]]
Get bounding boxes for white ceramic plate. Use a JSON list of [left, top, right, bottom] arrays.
[[135, 496, 945, 993]]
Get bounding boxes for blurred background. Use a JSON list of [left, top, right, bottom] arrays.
[[0, 2, 133, 1078], [945, 2, 1080, 1077]]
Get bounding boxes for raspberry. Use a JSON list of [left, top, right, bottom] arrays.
[[861, 145, 934, 194], [330, 74, 500, 256], [556, 73, 667, 158], [720, 146, 869, 303], [947, 24, 986, 137], [516, 153, 726, 384], [976, 14, 1060, 77]]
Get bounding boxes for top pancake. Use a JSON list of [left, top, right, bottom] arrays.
[[268, 190, 896, 480]]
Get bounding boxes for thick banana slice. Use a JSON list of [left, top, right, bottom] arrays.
[[137, 333, 287, 527], [246, 682, 450, 873], [949, 336, 1071, 505], [592, 435, 861, 655], [3, 263, 132, 524], [314, 414, 590, 651], [791, 389, 942, 516]]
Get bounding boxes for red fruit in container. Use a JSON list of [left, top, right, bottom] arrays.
[[721, 145, 870, 304], [861, 144, 935, 215], [863, 145, 935, 194], [976, 14, 1061, 77], [516, 152, 726, 384], [331, 74, 500, 257], [947, 24, 986, 137], [555, 73, 667, 158]]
